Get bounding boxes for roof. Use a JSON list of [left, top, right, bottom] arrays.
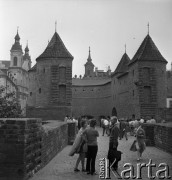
[[114, 53, 130, 75], [129, 34, 167, 65], [72, 78, 111, 86], [0, 60, 10, 68], [29, 64, 37, 72], [11, 42, 23, 51], [36, 32, 73, 60], [0, 69, 6, 75]]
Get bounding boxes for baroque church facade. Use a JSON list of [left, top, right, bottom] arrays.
[[0, 30, 31, 115]]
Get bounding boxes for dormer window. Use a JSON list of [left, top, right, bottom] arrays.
[[14, 57, 18, 66]]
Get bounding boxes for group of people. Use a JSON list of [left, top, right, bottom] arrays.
[[101, 117, 129, 140], [69, 116, 146, 175]]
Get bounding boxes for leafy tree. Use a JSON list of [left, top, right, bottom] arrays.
[[0, 86, 22, 118]]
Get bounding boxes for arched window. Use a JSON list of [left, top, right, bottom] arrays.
[[39, 88, 41, 94], [13, 57, 18, 66]]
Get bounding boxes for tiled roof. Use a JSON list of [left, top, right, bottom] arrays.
[[36, 32, 73, 60], [0, 60, 10, 68], [129, 34, 167, 65], [72, 78, 111, 86], [29, 64, 37, 71], [114, 53, 130, 75], [11, 42, 23, 51]]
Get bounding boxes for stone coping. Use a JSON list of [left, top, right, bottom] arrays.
[[42, 120, 66, 131], [143, 122, 172, 128]]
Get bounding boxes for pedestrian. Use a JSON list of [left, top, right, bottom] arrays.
[[119, 119, 128, 140], [84, 119, 99, 175], [74, 119, 88, 172], [102, 118, 109, 136], [108, 116, 120, 171], [135, 121, 146, 161]]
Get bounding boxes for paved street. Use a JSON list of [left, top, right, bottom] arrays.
[[30, 127, 172, 180]]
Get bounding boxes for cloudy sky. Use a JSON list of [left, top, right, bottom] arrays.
[[0, 0, 172, 76]]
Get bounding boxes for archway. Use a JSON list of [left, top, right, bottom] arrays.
[[112, 107, 117, 116]]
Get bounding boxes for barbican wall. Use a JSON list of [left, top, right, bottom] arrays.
[[72, 82, 112, 119]]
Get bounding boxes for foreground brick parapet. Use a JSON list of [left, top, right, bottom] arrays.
[[0, 118, 73, 180]]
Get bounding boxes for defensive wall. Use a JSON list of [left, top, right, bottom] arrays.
[[72, 79, 112, 119], [0, 118, 77, 180], [143, 123, 172, 154]]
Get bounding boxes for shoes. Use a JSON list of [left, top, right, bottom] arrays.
[[74, 168, 80, 172], [82, 169, 87, 172]]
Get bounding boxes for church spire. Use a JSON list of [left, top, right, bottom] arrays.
[[25, 40, 29, 53], [147, 22, 149, 35], [87, 46, 92, 61], [15, 26, 20, 42]]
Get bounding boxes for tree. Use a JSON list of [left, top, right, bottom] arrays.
[[0, 86, 22, 118]]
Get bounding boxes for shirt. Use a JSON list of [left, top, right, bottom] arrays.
[[109, 124, 119, 143], [85, 127, 99, 146], [103, 119, 109, 126]]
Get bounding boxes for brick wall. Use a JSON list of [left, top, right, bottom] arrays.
[[41, 121, 68, 167], [154, 123, 172, 154], [72, 82, 111, 119], [0, 118, 42, 180], [142, 123, 172, 154], [26, 106, 71, 120], [0, 118, 70, 180]]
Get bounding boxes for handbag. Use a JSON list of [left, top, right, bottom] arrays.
[[130, 140, 137, 152]]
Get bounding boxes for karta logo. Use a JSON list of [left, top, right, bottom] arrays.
[[99, 158, 171, 179]]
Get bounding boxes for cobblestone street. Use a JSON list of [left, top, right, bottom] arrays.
[[30, 127, 172, 180]]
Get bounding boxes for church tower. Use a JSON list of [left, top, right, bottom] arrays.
[[10, 28, 23, 68], [84, 47, 94, 77], [22, 42, 32, 71]]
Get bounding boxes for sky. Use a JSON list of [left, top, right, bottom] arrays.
[[0, 0, 172, 76]]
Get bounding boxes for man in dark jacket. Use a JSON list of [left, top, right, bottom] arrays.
[[108, 116, 120, 171]]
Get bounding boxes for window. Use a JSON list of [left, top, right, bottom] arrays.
[[59, 67, 66, 82], [143, 67, 150, 82], [169, 101, 172, 108], [143, 86, 151, 103], [13, 57, 18, 66], [39, 88, 41, 94], [59, 85, 66, 102]]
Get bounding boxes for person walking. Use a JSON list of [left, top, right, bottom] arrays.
[[84, 119, 99, 175], [108, 116, 120, 171], [135, 121, 146, 161], [74, 119, 88, 172], [102, 118, 109, 136]]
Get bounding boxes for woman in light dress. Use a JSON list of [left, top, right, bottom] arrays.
[[135, 121, 146, 161]]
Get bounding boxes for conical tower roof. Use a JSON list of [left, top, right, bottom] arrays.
[[114, 53, 130, 75], [129, 34, 167, 65], [36, 32, 73, 60]]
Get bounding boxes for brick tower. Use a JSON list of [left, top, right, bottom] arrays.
[[27, 29, 73, 120], [128, 33, 167, 120]]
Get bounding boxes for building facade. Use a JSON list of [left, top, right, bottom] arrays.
[[0, 30, 31, 115]]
